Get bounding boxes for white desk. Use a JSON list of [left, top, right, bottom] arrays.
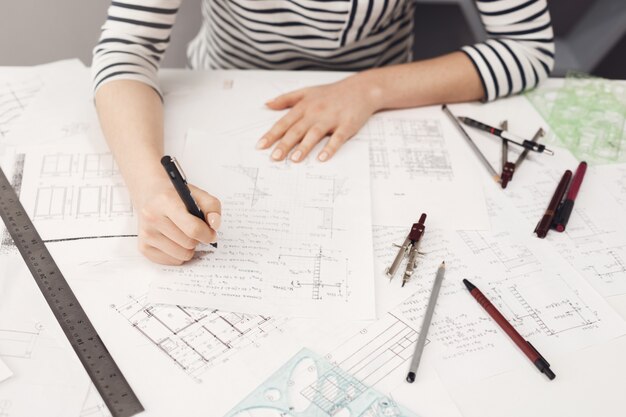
[[1, 63, 626, 417]]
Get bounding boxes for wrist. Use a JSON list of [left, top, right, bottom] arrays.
[[349, 69, 387, 112], [126, 160, 172, 209]]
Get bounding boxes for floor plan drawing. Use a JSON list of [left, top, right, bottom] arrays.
[[112, 294, 286, 383]]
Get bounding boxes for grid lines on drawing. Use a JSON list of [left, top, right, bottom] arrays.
[[113, 295, 284, 382]]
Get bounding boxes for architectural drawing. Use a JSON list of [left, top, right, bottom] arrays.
[[112, 294, 286, 383], [457, 230, 541, 274], [0, 324, 42, 359], [326, 313, 418, 387], [355, 113, 489, 230], [361, 117, 452, 181], [487, 279, 599, 337], [18, 143, 137, 240], [80, 385, 111, 417], [150, 130, 375, 319], [1, 153, 25, 251], [0, 76, 43, 138], [279, 247, 348, 301]]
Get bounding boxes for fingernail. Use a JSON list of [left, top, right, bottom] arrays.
[[318, 151, 329, 162], [265, 98, 275, 106], [271, 148, 283, 160], [256, 137, 268, 149], [291, 150, 302, 162], [207, 213, 221, 230]]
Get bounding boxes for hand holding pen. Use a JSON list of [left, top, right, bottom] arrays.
[[134, 156, 222, 265]]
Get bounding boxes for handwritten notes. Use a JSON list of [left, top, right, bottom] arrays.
[[149, 129, 376, 319]]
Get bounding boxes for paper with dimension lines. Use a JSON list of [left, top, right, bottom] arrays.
[[353, 106, 489, 230], [149, 128, 376, 319], [17, 136, 137, 241]]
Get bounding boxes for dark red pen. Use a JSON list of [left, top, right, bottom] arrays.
[[553, 161, 587, 232], [463, 279, 555, 380], [535, 169, 572, 238]]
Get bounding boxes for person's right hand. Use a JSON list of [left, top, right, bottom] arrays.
[[136, 180, 221, 265]]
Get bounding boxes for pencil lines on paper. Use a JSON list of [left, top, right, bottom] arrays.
[[0, 77, 43, 138], [0, 324, 43, 359], [112, 294, 286, 383], [326, 313, 419, 388], [362, 117, 453, 181], [278, 247, 349, 301]]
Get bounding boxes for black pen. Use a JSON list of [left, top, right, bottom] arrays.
[[161, 155, 218, 248], [459, 116, 554, 155]]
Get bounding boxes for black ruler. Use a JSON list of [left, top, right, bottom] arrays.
[[0, 167, 144, 417]]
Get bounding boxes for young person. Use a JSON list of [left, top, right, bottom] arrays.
[[93, 0, 554, 265]]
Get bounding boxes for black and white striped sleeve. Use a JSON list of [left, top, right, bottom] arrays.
[[462, 0, 555, 101], [91, 0, 182, 94]]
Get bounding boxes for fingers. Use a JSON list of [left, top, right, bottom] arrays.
[[257, 108, 303, 150], [290, 124, 331, 162], [139, 242, 187, 266], [155, 216, 199, 250], [269, 119, 311, 161], [188, 185, 222, 229], [167, 207, 217, 245], [265, 88, 307, 110], [318, 127, 352, 162], [143, 231, 195, 263]]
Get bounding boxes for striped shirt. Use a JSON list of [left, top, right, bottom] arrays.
[[92, 0, 554, 101]]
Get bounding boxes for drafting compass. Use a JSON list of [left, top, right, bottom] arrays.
[[498, 120, 545, 188], [386, 213, 426, 287]]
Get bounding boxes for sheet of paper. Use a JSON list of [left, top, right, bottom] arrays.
[[354, 107, 489, 230], [17, 136, 136, 241], [0, 256, 89, 417], [0, 59, 88, 147], [450, 97, 626, 297], [48, 238, 318, 417], [150, 128, 376, 319], [0, 357, 11, 383]]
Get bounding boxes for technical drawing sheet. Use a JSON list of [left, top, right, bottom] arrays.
[[0, 59, 88, 146], [17, 136, 136, 241], [451, 97, 626, 297], [354, 107, 489, 230], [150, 128, 376, 319], [0, 256, 89, 417]]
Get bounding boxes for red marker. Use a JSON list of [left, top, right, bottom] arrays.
[[463, 279, 555, 380], [553, 161, 587, 232]]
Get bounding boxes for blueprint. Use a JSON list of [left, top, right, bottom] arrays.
[[0, 256, 89, 417], [150, 129, 376, 319], [17, 137, 137, 241], [355, 107, 489, 230]]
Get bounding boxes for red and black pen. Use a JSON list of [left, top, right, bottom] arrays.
[[535, 169, 572, 238], [463, 279, 556, 380], [553, 161, 587, 232]]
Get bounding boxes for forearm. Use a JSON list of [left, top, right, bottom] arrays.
[[359, 51, 485, 111], [95, 80, 169, 207]]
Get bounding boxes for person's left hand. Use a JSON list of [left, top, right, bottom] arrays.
[[257, 74, 382, 162]]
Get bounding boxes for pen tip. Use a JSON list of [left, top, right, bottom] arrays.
[[463, 279, 476, 291], [406, 372, 416, 383]]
